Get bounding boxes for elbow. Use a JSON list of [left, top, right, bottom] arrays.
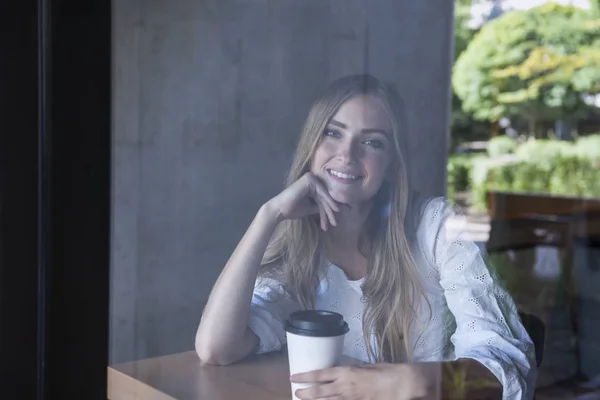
[[195, 335, 235, 366], [196, 348, 233, 366]]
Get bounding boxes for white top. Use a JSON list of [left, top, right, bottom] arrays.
[[247, 197, 537, 399]]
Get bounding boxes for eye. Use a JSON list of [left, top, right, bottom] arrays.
[[363, 139, 384, 149], [323, 129, 341, 138]]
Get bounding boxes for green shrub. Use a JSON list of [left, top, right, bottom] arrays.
[[453, 136, 600, 209], [550, 155, 600, 197], [471, 152, 600, 205], [511, 162, 552, 194], [514, 139, 573, 166], [470, 156, 517, 211], [487, 136, 517, 157], [581, 167, 600, 198], [573, 134, 600, 167], [447, 155, 473, 200], [487, 163, 517, 192]]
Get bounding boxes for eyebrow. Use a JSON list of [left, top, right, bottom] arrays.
[[328, 119, 389, 137]]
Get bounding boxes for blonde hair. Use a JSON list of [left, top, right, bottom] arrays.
[[261, 74, 431, 363]]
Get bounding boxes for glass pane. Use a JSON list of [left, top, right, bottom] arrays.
[[110, 1, 600, 399]]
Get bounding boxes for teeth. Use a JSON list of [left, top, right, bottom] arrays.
[[329, 169, 359, 180]]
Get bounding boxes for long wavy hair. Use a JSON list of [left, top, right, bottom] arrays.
[[260, 74, 431, 363]]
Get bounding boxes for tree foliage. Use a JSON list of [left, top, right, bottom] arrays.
[[454, 0, 476, 58], [453, 3, 600, 125], [593, 0, 600, 16], [450, 0, 490, 149]]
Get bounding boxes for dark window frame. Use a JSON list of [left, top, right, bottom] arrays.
[[0, 1, 111, 398]]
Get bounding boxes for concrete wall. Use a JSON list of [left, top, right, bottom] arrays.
[[111, 0, 454, 364]]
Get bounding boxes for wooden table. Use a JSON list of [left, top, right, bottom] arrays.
[[108, 350, 363, 400]]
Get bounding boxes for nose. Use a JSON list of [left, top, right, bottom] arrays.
[[336, 139, 358, 164]]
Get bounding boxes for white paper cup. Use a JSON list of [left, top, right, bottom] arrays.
[[285, 310, 349, 400]]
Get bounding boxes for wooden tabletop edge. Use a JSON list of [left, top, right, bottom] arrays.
[[107, 366, 176, 400]]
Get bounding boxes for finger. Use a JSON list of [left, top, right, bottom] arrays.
[[314, 182, 340, 213], [295, 383, 340, 400], [306, 173, 340, 213], [317, 196, 337, 227], [317, 201, 328, 231], [291, 367, 341, 383], [312, 186, 338, 227]]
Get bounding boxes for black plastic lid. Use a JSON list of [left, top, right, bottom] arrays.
[[284, 310, 349, 337]]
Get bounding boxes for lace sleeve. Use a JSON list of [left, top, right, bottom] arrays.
[[247, 276, 301, 354], [419, 197, 538, 400]]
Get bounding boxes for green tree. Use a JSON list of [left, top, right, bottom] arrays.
[[450, 0, 489, 149], [592, 0, 600, 16], [454, 0, 475, 57], [452, 3, 600, 135]]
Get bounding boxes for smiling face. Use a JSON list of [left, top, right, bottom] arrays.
[[309, 94, 393, 208]]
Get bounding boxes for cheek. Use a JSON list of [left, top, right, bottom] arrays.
[[363, 153, 390, 180], [311, 143, 333, 165], [309, 147, 324, 170], [318, 141, 337, 155]]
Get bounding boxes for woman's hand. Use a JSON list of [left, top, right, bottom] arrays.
[[266, 172, 340, 231], [291, 363, 441, 400]]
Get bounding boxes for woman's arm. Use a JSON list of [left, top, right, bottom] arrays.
[[421, 197, 537, 399], [196, 172, 339, 366], [195, 203, 280, 365]]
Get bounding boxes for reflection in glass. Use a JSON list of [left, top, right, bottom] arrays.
[[109, 1, 600, 399]]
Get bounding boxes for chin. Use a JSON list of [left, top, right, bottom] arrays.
[[328, 190, 361, 207]]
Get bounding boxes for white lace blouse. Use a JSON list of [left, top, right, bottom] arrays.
[[247, 197, 537, 399]]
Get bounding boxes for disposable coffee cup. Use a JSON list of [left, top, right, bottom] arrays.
[[284, 310, 349, 400]]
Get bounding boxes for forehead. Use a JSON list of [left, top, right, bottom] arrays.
[[330, 95, 391, 131]]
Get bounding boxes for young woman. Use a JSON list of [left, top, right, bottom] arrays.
[[195, 74, 536, 399]]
